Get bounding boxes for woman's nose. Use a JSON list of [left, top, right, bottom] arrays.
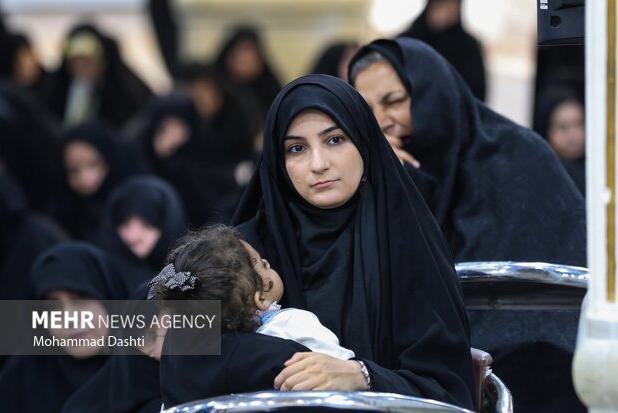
[[309, 147, 330, 172]]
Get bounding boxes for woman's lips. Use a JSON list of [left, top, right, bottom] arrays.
[[311, 179, 337, 189]]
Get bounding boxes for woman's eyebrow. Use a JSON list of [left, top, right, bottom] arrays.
[[284, 125, 341, 141], [381, 91, 405, 102], [318, 125, 341, 136]]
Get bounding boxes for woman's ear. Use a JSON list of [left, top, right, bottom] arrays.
[[254, 291, 271, 310]]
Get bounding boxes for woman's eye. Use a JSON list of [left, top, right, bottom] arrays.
[[328, 135, 345, 145], [287, 144, 304, 154]]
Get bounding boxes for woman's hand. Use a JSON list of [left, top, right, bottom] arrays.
[[274, 352, 369, 391], [384, 134, 420, 168]]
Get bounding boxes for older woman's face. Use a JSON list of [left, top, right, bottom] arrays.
[[354, 61, 412, 141], [284, 110, 364, 209]]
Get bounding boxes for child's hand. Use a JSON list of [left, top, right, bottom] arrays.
[[274, 352, 368, 391]]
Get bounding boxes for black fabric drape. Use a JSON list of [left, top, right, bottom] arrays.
[[0, 243, 128, 413], [350, 38, 586, 266], [98, 175, 187, 291], [160, 332, 309, 407], [0, 173, 67, 300], [232, 74, 475, 410], [399, 0, 486, 101], [61, 283, 162, 413], [0, 82, 63, 212], [45, 23, 153, 128], [147, 0, 180, 78]]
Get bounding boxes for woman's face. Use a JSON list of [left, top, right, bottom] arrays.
[[45, 290, 109, 359], [65, 140, 109, 196], [188, 79, 223, 119], [117, 216, 161, 259], [225, 39, 263, 82], [284, 109, 364, 209], [426, 0, 461, 31], [548, 100, 585, 160], [68, 55, 102, 83], [354, 61, 412, 142]]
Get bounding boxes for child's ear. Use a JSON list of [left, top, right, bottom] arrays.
[[254, 291, 270, 311]]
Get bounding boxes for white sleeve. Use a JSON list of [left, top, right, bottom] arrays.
[[258, 309, 355, 360]]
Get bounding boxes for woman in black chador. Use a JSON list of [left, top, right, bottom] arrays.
[[231, 74, 475, 410], [45, 23, 152, 128], [0, 243, 128, 413], [349, 38, 587, 413], [349, 38, 586, 266], [216, 26, 282, 119], [52, 120, 134, 241], [98, 176, 187, 291], [399, 0, 486, 101], [138, 91, 250, 225], [535, 87, 586, 196]]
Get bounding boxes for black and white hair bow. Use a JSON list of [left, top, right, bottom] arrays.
[[147, 263, 199, 300]]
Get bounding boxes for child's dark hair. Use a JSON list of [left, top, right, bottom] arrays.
[[150, 224, 263, 332]]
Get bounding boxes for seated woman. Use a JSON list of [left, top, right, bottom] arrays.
[[61, 282, 163, 413], [232, 74, 475, 410], [535, 87, 585, 195], [97, 176, 187, 291], [347, 39, 587, 413], [0, 242, 128, 413], [348, 38, 586, 266]]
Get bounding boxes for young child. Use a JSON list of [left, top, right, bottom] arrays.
[[148, 224, 355, 360]]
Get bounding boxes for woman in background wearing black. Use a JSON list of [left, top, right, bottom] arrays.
[[215, 26, 281, 119], [399, 0, 486, 101], [0, 243, 128, 413], [45, 23, 152, 128], [535, 87, 586, 196], [98, 176, 187, 291], [52, 120, 135, 240]]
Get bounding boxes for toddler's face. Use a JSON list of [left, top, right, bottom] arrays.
[[240, 240, 284, 307]]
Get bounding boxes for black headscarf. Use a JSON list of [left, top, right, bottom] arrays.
[[399, 0, 486, 101], [349, 38, 586, 265], [52, 120, 132, 240], [534, 87, 585, 195], [216, 26, 281, 119], [0, 243, 128, 413], [232, 74, 475, 410], [45, 23, 153, 128], [310, 42, 357, 79], [99, 176, 187, 291], [0, 173, 67, 300], [61, 282, 162, 413]]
